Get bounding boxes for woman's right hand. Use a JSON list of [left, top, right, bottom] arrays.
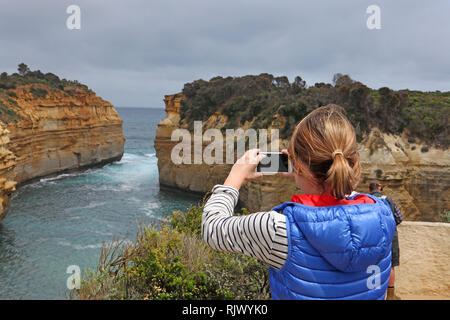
[[278, 149, 295, 179], [223, 149, 266, 190]]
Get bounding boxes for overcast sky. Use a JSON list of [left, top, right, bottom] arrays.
[[0, 0, 448, 108]]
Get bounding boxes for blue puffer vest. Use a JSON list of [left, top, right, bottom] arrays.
[[269, 193, 396, 300]]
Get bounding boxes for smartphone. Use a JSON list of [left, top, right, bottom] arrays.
[[256, 152, 292, 174]]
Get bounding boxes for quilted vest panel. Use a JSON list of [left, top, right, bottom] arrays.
[[269, 193, 396, 300]]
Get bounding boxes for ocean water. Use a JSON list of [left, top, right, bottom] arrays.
[[0, 107, 201, 299]]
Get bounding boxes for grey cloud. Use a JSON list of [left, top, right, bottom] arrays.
[[0, 0, 448, 108]]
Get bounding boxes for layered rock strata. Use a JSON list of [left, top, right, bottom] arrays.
[[0, 85, 125, 221]]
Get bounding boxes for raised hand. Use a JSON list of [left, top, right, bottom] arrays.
[[278, 149, 295, 179], [223, 149, 266, 190]]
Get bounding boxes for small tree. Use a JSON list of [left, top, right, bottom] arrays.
[[333, 73, 353, 87], [17, 63, 30, 76], [274, 76, 290, 88], [293, 76, 306, 89], [44, 72, 60, 84], [332, 73, 343, 86], [292, 76, 306, 94]]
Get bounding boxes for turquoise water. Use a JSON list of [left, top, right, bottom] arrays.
[[0, 107, 201, 299]]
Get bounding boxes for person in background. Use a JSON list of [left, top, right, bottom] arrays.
[[201, 105, 396, 300], [369, 180, 403, 300]]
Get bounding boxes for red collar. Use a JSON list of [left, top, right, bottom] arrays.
[[290, 194, 375, 207]]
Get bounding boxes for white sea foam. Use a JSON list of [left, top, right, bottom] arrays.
[[94, 230, 114, 236], [36, 153, 148, 185], [118, 153, 145, 164], [128, 196, 142, 203], [39, 169, 96, 183], [64, 201, 107, 213], [58, 241, 103, 250], [142, 201, 160, 217], [58, 239, 133, 250], [39, 173, 79, 183], [119, 184, 139, 191]]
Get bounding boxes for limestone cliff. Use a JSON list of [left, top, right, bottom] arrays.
[[0, 84, 125, 221], [155, 93, 449, 222], [0, 126, 17, 221]]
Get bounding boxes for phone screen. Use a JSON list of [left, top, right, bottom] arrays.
[[256, 152, 289, 173]]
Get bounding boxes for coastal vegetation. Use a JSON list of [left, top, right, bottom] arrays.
[[0, 63, 91, 92], [0, 99, 18, 123], [73, 205, 270, 300], [441, 210, 450, 223], [0, 63, 93, 122], [180, 74, 449, 148]]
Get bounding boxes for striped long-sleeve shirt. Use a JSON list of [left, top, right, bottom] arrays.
[[202, 186, 395, 271], [201, 184, 289, 269]]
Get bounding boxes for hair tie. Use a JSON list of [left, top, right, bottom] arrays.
[[332, 149, 343, 159]]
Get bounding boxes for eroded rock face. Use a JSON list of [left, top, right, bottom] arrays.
[[358, 130, 449, 221], [0, 85, 125, 221], [155, 94, 449, 221], [0, 126, 17, 221]]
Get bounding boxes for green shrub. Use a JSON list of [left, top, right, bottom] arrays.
[[440, 211, 450, 223], [169, 205, 203, 236], [73, 205, 270, 300], [30, 86, 48, 98], [0, 63, 92, 94], [6, 91, 17, 98], [0, 100, 18, 121], [179, 74, 449, 148], [64, 88, 76, 96], [7, 97, 17, 106]]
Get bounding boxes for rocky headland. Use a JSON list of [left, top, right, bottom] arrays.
[[0, 68, 125, 221]]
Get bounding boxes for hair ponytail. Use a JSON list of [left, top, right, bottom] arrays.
[[326, 150, 358, 199], [288, 104, 361, 199]]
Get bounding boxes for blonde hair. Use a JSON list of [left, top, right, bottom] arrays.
[[288, 104, 361, 199]]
